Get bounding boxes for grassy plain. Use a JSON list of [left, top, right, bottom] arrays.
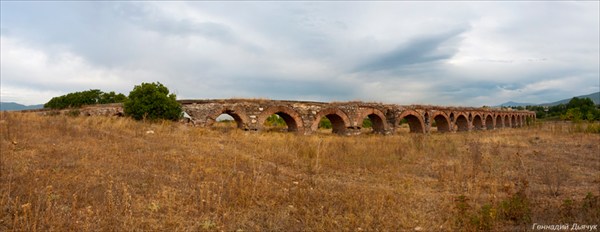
[[1, 112, 598, 231]]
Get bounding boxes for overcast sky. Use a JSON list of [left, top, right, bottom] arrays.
[[1, 1, 599, 106]]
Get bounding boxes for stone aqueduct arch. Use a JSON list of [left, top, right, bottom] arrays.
[[310, 107, 352, 134], [180, 99, 535, 135], [258, 105, 305, 133]]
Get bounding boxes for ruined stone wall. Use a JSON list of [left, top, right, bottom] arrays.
[[23, 99, 536, 135], [179, 99, 535, 135]]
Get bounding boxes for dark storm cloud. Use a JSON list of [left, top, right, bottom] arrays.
[[238, 78, 356, 100], [116, 3, 237, 45], [356, 27, 467, 73]]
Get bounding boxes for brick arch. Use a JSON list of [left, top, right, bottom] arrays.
[[310, 107, 351, 134], [518, 115, 523, 127], [511, 114, 517, 127], [495, 114, 503, 128], [358, 108, 388, 134], [504, 114, 511, 127], [472, 113, 484, 130], [455, 113, 470, 132], [397, 110, 425, 133], [431, 111, 451, 132], [485, 114, 494, 130], [207, 106, 250, 130], [258, 106, 304, 133]]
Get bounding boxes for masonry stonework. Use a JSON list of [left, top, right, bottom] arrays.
[[179, 99, 536, 135], [31, 99, 535, 135]]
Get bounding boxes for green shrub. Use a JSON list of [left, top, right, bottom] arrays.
[[499, 189, 531, 224], [319, 117, 332, 129], [453, 195, 471, 230], [44, 89, 126, 109], [474, 204, 496, 231], [123, 82, 182, 121], [362, 118, 372, 128], [264, 114, 286, 127], [581, 192, 600, 222]]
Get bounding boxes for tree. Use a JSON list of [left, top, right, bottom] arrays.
[[123, 82, 182, 121], [561, 97, 598, 121], [567, 97, 594, 109], [44, 89, 126, 109], [99, 91, 127, 104], [561, 108, 582, 122]]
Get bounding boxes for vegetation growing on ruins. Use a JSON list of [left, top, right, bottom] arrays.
[[1, 112, 598, 231], [123, 82, 182, 121], [44, 89, 126, 109]]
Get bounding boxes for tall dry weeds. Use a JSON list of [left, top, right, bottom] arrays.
[[0, 112, 598, 231]]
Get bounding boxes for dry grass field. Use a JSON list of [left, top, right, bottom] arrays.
[[1, 112, 598, 231]]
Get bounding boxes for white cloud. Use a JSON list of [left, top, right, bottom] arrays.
[[1, 1, 598, 106], [0, 36, 139, 104]]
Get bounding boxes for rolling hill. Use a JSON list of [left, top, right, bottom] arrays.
[[497, 91, 599, 107], [0, 102, 44, 111]]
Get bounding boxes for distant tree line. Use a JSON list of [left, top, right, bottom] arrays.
[[44, 89, 127, 109], [509, 97, 600, 121], [44, 82, 182, 121]]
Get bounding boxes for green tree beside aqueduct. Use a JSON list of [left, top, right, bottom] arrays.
[[123, 82, 182, 121]]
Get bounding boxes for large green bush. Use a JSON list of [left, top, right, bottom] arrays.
[[123, 82, 182, 121]]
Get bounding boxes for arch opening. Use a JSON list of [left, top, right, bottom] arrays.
[[519, 115, 525, 126], [263, 112, 298, 132], [504, 115, 511, 128], [317, 114, 347, 134], [496, 115, 503, 128], [433, 115, 451, 132], [259, 106, 303, 133], [398, 114, 424, 133], [213, 110, 246, 131], [456, 115, 469, 132], [520, 115, 525, 126], [362, 114, 385, 134], [485, 115, 494, 130], [472, 115, 483, 130], [511, 115, 517, 128]]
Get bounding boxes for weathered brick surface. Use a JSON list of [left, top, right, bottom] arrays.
[[179, 99, 535, 135]]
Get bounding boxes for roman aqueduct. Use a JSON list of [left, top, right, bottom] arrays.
[[179, 99, 535, 135], [37, 99, 535, 135]]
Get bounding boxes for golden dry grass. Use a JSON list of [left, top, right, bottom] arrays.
[[1, 112, 598, 231]]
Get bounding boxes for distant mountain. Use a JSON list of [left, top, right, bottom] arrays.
[[496, 92, 600, 107], [496, 101, 535, 107], [0, 102, 44, 111], [539, 92, 600, 106]]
